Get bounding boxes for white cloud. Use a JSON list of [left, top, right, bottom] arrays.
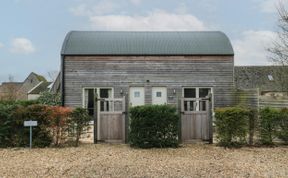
[[261, 0, 277, 13], [130, 0, 141, 5], [70, 1, 118, 16], [10, 38, 35, 54], [233, 30, 277, 65], [89, 10, 206, 31], [0, 42, 4, 48]]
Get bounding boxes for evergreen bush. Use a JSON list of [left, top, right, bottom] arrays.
[[215, 107, 253, 147], [11, 104, 54, 147], [259, 108, 280, 145], [277, 108, 288, 144], [69, 108, 91, 147], [37, 91, 61, 106], [129, 105, 179, 148]]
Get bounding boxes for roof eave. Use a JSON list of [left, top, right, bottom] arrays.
[[62, 53, 235, 57]]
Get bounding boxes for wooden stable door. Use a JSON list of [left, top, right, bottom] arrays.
[[180, 98, 212, 143]]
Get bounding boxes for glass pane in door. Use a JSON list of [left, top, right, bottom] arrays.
[[199, 88, 211, 98], [184, 88, 196, 98]]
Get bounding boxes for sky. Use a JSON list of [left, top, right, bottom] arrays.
[[0, 0, 282, 83]]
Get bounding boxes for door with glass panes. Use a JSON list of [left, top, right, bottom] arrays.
[[181, 87, 212, 142], [83, 88, 115, 142]]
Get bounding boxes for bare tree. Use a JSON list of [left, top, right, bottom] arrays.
[[268, 1, 288, 92]]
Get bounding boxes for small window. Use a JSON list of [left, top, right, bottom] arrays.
[[268, 75, 274, 81], [156, 91, 162, 97], [184, 88, 196, 98], [134, 91, 140, 97]]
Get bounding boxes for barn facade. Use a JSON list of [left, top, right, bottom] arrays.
[[60, 31, 234, 143]]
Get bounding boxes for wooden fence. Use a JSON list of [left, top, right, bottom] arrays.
[[235, 89, 288, 109]]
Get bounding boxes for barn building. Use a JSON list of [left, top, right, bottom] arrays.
[[60, 31, 234, 143]]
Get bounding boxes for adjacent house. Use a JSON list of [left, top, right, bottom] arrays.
[[234, 66, 288, 108], [17, 72, 47, 100], [0, 72, 49, 100], [0, 82, 22, 100], [60, 31, 234, 143], [28, 81, 52, 100], [235, 66, 288, 95]]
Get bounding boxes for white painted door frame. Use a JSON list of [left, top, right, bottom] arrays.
[[82, 87, 114, 140]]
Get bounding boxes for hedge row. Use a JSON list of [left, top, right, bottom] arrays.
[[0, 101, 91, 148], [214, 107, 253, 147], [215, 107, 288, 147], [259, 108, 288, 145], [129, 105, 179, 148]]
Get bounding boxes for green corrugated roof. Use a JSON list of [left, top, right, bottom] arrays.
[[61, 31, 234, 56]]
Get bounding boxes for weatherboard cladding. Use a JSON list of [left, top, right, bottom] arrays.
[[61, 31, 234, 56]]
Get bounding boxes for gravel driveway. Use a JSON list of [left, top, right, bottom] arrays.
[[0, 144, 287, 178]]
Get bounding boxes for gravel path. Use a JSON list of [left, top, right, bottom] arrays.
[[0, 144, 287, 178]]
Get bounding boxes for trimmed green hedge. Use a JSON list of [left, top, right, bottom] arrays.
[[259, 108, 279, 145], [260, 107, 288, 145], [0, 103, 53, 147], [129, 105, 179, 148], [215, 106, 288, 146], [278, 108, 288, 143], [215, 107, 254, 147], [0, 103, 17, 147], [0, 101, 73, 148]]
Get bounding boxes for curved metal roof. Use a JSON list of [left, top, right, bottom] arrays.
[[61, 31, 234, 56]]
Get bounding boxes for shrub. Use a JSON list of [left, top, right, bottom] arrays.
[[37, 91, 61, 106], [11, 104, 54, 147], [0, 103, 16, 147], [0, 100, 75, 148], [0, 100, 39, 106], [48, 106, 72, 146], [129, 105, 179, 148], [259, 108, 280, 145], [69, 108, 91, 147], [0, 101, 38, 147], [277, 108, 288, 144], [215, 107, 253, 147]]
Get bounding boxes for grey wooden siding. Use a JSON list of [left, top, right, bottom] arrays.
[[63, 56, 234, 108]]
